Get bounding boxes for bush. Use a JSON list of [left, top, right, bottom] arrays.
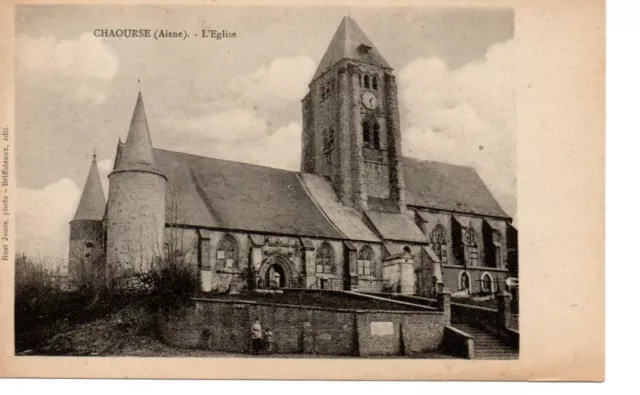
[[139, 257, 199, 312], [14, 255, 90, 352], [14, 254, 145, 353]]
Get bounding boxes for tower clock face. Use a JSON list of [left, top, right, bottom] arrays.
[[361, 91, 378, 110]]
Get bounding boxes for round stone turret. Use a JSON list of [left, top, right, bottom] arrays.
[[69, 152, 107, 287], [106, 91, 166, 280]]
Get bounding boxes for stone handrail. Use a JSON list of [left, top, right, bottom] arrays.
[[442, 325, 475, 359]]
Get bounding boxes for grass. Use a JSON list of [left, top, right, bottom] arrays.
[[451, 295, 519, 313], [200, 290, 424, 311]]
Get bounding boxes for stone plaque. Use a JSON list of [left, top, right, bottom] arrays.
[[370, 321, 394, 336]]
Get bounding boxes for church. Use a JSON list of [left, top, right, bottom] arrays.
[[68, 17, 518, 298]]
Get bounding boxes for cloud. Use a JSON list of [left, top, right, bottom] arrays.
[[97, 158, 113, 174], [16, 33, 118, 104], [235, 122, 301, 171], [16, 179, 81, 262], [230, 56, 316, 104], [165, 108, 269, 143], [160, 55, 313, 163], [97, 158, 112, 195], [167, 117, 302, 171], [399, 39, 516, 216]]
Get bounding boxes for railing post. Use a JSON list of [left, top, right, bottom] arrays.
[[437, 288, 452, 325], [497, 290, 513, 331], [467, 337, 475, 360], [435, 280, 444, 294]]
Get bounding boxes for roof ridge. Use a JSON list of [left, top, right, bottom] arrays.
[[402, 155, 477, 171], [154, 147, 298, 174], [295, 173, 347, 240]]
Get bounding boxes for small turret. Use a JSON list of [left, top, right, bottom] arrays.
[[69, 152, 107, 287], [106, 90, 166, 280]]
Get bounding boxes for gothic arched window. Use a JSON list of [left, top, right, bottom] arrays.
[[372, 76, 378, 90], [372, 123, 380, 149], [362, 121, 371, 147], [492, 230, 502, 268], [357, 245, 373, 276], [431, 225, 448, 265], [216, 234, 238, 268], [364, 75, 370, 89], [463, 228, 479, 267], [316, 242, 333, 274]]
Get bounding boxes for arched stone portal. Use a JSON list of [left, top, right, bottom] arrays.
[[258, 254, 296, 288]]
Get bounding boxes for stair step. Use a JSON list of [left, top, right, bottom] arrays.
[[476, 345, 506, 348], [476, 347, 515, 351], [452, 324, 519, 356], [476, 352, 519, 356]]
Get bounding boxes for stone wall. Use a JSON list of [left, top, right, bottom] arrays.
[[442, 266, 509, 294], [159, 297, 446, 357], [188, 229, 389, 293], [441, 325, 474, 359], [68, 219, 104, 286], [413, 209, 510, 271], [106, 171, 166, 276], [301, 58, 405, 213], [355, 310, 444, 356]]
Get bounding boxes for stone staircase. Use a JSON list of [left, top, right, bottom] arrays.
[[453, 323, 519, 360]]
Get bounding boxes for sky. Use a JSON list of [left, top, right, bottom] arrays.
[[14, 5, 515, 261]]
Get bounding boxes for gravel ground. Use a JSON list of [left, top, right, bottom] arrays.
[[112, 335, 458, 359]]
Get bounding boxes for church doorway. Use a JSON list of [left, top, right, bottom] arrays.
[[266, 264, 286, 289], [258, 254, 295, 289]]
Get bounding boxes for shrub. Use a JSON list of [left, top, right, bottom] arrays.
[[14, 254, 92, 352], [14, 254, 145, 353], [139, 256, 199, 312]]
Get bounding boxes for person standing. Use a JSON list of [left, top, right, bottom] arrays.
[[250, 318, 263, 355], [264, 327, 274, 355]]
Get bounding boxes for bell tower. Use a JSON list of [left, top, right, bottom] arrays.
[[301, 17, 406, 213]]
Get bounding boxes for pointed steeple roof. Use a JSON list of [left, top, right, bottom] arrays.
[[312, 16, 391, 81], [112, 91, 164, 177], [72, 153, 107, 221]]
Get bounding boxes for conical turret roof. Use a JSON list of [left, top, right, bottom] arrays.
[[312, 16, 391, 81], [72, 154, 106, 221], [112, 91, 164, 176]]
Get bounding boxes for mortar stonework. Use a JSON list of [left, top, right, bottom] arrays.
[[106, 171, 166, 276], [302, 57, 405, 213], [68, 220, 105, 286]]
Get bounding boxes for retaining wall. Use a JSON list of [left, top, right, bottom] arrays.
[[159, 297, 446, 357]]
